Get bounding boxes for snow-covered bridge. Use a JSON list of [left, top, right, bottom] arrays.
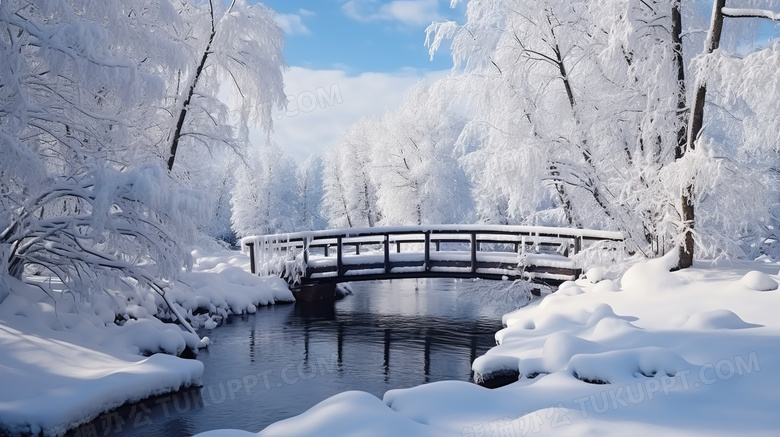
[[242, 225, 623, 298]]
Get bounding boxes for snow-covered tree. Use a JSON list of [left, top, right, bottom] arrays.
[[231, 142, 298, 238], [423, 0, 778, 264], [0, 0, 213, 333], [370, 82, 471, 225], [321, 121, 381, 228], [296, 156, 327, 231], [198, 156, 238, 244], [165, 0, 286, 173], [677, 1, 780, 261], [0, 0, 293, 337]]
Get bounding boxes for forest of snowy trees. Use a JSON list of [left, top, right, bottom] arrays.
[[317, 0, 780, 268], [1, 0, 779, 312]]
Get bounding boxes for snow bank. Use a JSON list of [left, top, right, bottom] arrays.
[[171, 250, 294, 329], [0, 324, 202, 436], [0, 280, 204, 436], [0, 249, 293, 436], [195, 256, 780, 437], [257, 391, 449, 437]]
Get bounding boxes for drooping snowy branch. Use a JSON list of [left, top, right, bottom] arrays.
[[722, 7, 780, 20]]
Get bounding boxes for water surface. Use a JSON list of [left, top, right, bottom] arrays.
[[68, 278, 524, 437]]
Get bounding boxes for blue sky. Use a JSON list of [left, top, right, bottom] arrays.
[[260, 0, 465, 74], [246, 1, 467, 161]]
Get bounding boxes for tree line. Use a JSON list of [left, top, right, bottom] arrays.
[[303, 0, 779, 269]]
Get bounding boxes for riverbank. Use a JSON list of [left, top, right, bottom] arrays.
[[0, 251, 293, 436], [196, 254, 780, 437]]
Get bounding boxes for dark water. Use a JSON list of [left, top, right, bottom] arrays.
[[68, 278, 518, 437]]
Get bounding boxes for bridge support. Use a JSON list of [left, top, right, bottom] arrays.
[[293, 283, 337, 303]]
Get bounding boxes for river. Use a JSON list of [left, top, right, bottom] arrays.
[[67, 278, 528, 437]]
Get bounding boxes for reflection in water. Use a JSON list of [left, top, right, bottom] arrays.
[[67, 278, 522, 437]]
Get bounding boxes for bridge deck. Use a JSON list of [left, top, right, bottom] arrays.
[[242, 225, 624, 290]]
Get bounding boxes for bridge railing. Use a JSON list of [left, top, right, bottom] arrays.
[[241, 225, 624, 286]]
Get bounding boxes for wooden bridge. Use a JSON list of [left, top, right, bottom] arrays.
[[242, 225, 623, 299]]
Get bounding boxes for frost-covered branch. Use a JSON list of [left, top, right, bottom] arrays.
[[721, 7, 780, 21]]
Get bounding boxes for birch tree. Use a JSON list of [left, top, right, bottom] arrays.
[[165, 0, 286, 173]]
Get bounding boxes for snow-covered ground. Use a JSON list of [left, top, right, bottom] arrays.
[[195, 253, 780, 437], [3, 249, 779, 437], [0, 250, 293, 436]]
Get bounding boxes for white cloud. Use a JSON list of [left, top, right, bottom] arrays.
[[379, 0, 442, 26], [274, 11, 311, 36], [249, 67, 449, 162], [342, 0, 443, 27]]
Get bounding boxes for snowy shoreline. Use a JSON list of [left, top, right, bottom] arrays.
[[2, 251, 780, 437], [195, 254, 780, 437], [0, 251, 293, 436]]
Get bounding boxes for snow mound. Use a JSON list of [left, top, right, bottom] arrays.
[[171, 250, 295, 328], [588, 315, 641, 341], [335, 283, 354, 298], [557, 284, 584, 296], [500, 303, 635, 344], [739, 271, 778, 291], [585, 303, 638, 326], [558, 281, 578, 291], [541, 333, 605, 370], [592, 279, 620, 292], [252, 391, 446, 437], [621, 251, 683, 292], [568, 347, 690, 384], [682, 309, 761, 330], [585, 267, 604, 283], [471, 354, 520, 383]]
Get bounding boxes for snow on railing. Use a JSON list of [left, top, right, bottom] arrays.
[[241, 234, 308, 284]]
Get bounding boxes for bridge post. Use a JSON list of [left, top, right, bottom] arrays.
[[384, 234, 390, 274], [470, 233, 477, 274], [424, 231, 431, 272], [574, 236, 582, 255], [302, 238, 309, 277], [337, 236, 344, 276], [246, 242, 256, 275]]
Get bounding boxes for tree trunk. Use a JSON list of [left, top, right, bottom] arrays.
[[167, 0, 217, 172], [672, 0, 687, 161], [677, 0, 725, 270], [549, 164, 575, 226], [546, 11, 611, 221]]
